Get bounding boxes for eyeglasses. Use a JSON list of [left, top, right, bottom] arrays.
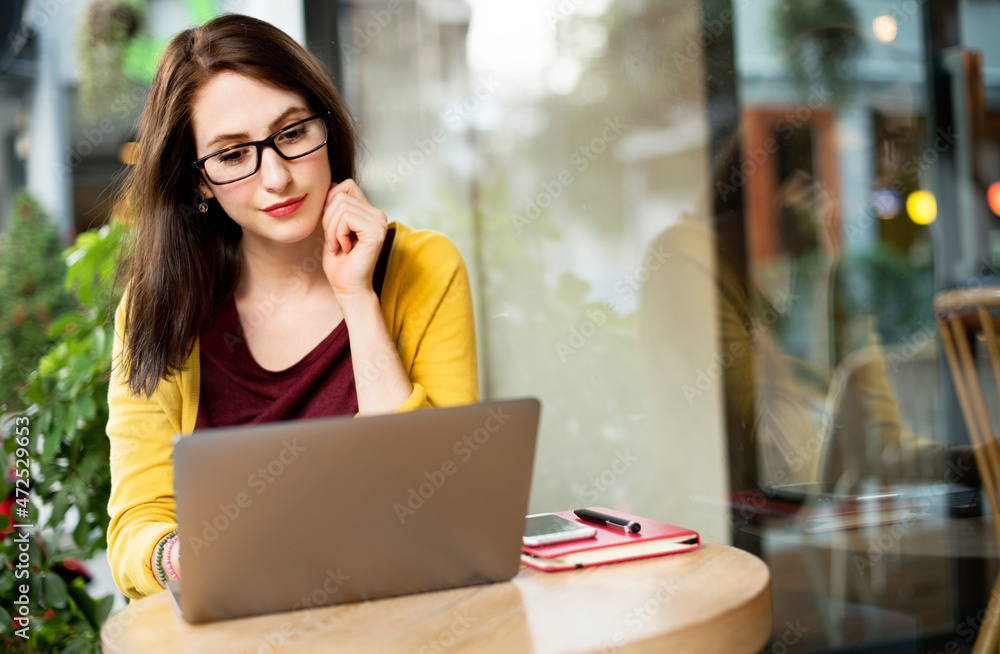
[[192, 112, 331, 185]]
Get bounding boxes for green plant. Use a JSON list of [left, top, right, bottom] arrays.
[[772, 0, 866, 108], [831, 244, 934, 360], [0, 220, 126, 653], [77, 0, 146, 122], [0, 191, 74, 412]]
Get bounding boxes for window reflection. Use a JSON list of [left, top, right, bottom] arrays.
[[339, 0, 995, 649]]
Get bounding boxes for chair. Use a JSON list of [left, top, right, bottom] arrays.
[[934, 287, 1000, 654]]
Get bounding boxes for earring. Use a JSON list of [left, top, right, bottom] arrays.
[[198, 194, 210, 213]]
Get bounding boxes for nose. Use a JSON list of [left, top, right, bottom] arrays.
[[259, 145, 292, 193]]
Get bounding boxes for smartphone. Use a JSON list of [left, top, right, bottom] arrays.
[[523, 513, 598, 547]]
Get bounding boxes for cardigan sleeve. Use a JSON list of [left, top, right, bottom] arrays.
[[105, 296, 184, 599], [388, 228, 479, 410]]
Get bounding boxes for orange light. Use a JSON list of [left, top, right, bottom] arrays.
[[873, 15, 898, 43], [118, 142, 139, 165], [988, 182, 1000, 217]]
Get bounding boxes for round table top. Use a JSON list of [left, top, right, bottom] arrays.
[[101, 542, 771, 654]]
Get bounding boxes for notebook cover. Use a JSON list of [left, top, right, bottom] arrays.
[[520, 507, 700, 571]]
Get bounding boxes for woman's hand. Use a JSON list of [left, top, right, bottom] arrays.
[[320, 179, 388, 302]]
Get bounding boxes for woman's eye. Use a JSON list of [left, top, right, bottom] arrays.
[[217, 147, 251, 165], [278, 127, 306, 143]]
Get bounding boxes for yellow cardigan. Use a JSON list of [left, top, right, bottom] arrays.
[[106, 222, 478, 599]]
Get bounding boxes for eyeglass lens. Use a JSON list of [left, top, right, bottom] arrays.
[[203, 116, 328, 184]]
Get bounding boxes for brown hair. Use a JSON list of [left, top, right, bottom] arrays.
[[113, 14, 357, 397]]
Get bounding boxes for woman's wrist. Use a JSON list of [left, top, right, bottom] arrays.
[[153, 530, 178, 587], [338, 288, 413, 414], [335, 287, 381, 321], [163, 536, 179, 581]]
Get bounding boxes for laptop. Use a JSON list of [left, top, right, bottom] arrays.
[[754, 347, 981, 517], [168, 397, 541, 624]]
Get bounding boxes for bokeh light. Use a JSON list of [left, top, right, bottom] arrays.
[[906, 190, 937, 225], [118, 142, 139, 165], [988, 181, 1000, 217], [872, 188, 902, 219], [873, 15, 898, 43]]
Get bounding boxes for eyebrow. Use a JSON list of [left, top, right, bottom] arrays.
[[204, 106, 311, 152]]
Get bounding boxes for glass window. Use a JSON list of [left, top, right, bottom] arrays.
[[337, 0, 995, 650]]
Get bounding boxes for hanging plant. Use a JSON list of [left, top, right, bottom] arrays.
[[76, 0, 145, 123], [772, 0, 865, 109]]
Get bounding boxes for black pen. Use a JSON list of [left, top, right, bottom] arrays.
[[574, 509, 641, 533]]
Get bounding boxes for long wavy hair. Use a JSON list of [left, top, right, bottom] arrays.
[[113, 14, 358, 397]]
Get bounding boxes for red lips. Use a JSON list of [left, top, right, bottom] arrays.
[[262, 196, 306, 217]]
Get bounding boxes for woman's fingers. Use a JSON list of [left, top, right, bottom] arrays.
[[322, 180, 387, 255], [331, 178, 371, 204], [336, 212, 356, 253]]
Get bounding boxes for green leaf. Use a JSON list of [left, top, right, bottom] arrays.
[[50, 490, 70, 526], [76, 453, 102, 482], [0, 606, 11, 634], [73, 511, 91, 548], [78, 395, 98, 422], [35, 409, 52, 437], [42, 428, 62, 461], [88, 533, 108, 557], [66, 577, 98, 631], [61, 635, 93, 654], [47, 311, 83, 338], [44, 572, 68, 609], [94, 595, 115, 626]]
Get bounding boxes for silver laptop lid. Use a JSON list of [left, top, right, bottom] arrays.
[[173, 398, 540, 624]]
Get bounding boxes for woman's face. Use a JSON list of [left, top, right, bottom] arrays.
[[191, 72, 332, 247]]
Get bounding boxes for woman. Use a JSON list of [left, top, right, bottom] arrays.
[[106, 14, 478, 599]]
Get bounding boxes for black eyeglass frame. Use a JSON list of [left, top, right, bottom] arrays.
[[192, 111, 333, 185]]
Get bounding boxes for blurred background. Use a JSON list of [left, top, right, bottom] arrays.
[[1, 0, 999, 651]]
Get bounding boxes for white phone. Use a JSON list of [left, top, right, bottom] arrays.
[[523, 512, 598, 547]]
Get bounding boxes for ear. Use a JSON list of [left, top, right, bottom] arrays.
[[192, 175, 215, 199]]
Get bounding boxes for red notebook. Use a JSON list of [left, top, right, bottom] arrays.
[[520, 507, 700, 571]]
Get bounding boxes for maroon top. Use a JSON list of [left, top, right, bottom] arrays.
[[195, 229, 395, 429]]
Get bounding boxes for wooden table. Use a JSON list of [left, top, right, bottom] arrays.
[[101, 542, 770, 653]]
